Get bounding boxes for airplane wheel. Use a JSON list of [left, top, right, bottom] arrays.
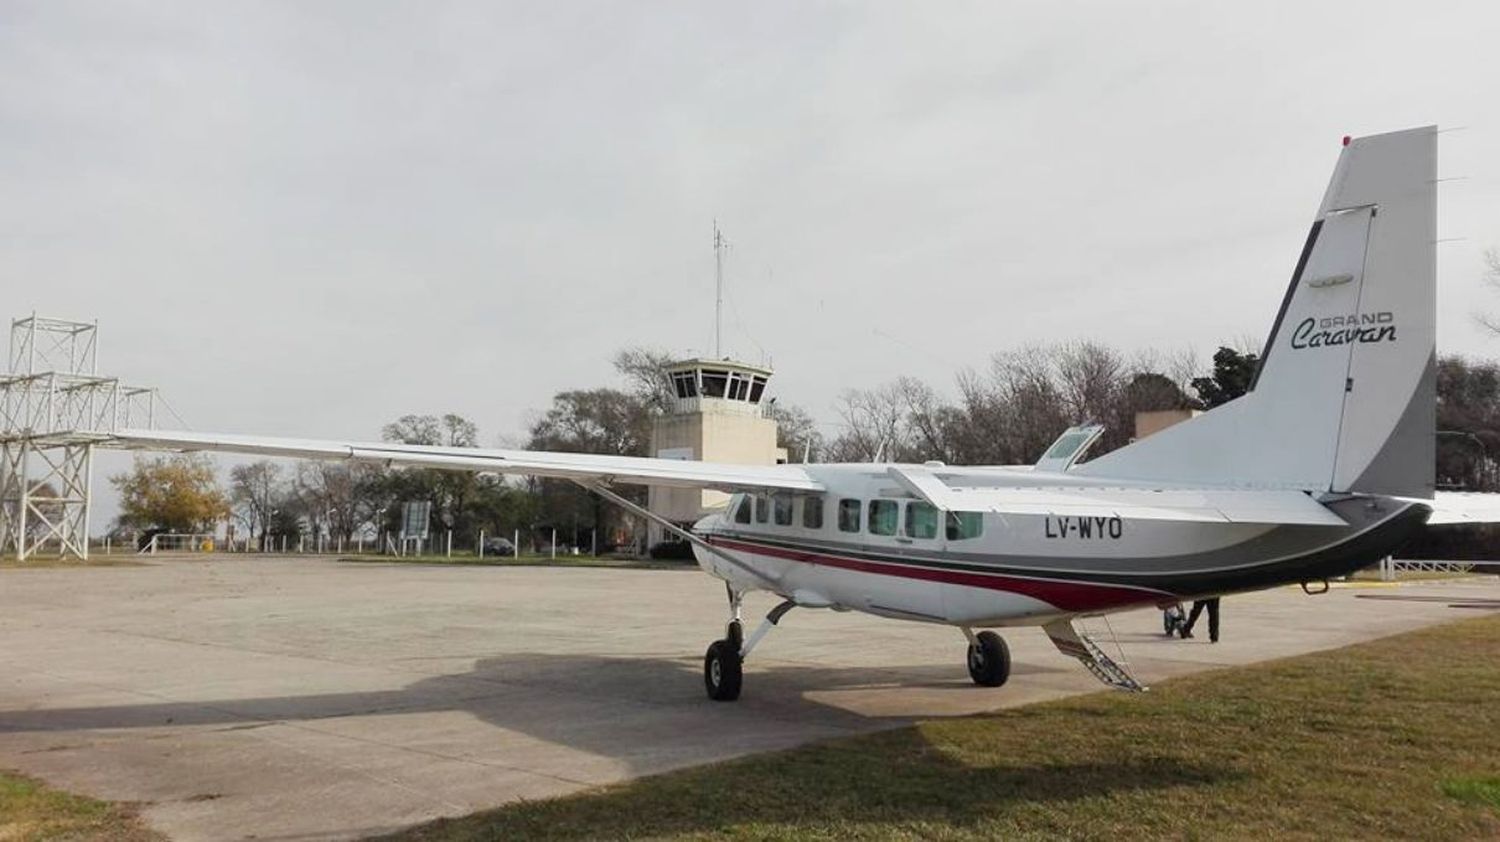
[[967, 631, 1010, 687], [704, 638, 743, 701]]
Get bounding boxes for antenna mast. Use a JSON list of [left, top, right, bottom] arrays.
[[713, 221, 726, 358]]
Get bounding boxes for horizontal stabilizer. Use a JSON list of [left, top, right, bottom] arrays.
[[1423, 492, 1500, 525]]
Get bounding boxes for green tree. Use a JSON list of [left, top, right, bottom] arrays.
[[527, 388, 653, 549], [376, 413, 483, 544], [112, 455, 229, 532], [1191, 346, 1260, 408]]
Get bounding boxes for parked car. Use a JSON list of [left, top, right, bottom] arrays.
[[481, 537, 516, 556]]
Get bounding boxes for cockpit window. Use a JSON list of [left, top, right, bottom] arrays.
[[754, 494, 769, 524], [734, 495, 752, 524]]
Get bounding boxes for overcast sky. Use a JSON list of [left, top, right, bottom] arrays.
[[3, 2, 1498, 529]]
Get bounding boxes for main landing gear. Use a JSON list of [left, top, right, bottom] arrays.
[[704, 587, 797, 702], [963, 627, 1011, 687], [702, 591, 1016, 700]]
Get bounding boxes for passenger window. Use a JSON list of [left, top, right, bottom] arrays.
[[946, 511, 984, 541], [734, 495, 752, 524], [802, 496, 824, 530], [868, 499, 899, 536], [754, 495, 769, 524], [838, 499, 862, 532], [905, 501, 938, 539], [773, 495, 793, 526]]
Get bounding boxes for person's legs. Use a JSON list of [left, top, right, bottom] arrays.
[[1207, 598, 1221, 642], [1181, 600, 1205, 637]]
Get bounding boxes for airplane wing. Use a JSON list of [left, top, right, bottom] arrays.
[[1423, 492, 1500, 525], [888, 466, 1349, 526], [105, 429, 823, 494]]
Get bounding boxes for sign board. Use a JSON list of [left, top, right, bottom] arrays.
[[401, 501, 431, 540]]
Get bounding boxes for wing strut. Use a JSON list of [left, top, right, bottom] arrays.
[[576, 480, 782, 591]]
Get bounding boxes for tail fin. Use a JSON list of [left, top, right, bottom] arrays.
[[1077, 127, 1436, 498]]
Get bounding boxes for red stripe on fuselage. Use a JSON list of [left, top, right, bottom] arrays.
[[708, 535, 1168, 613]]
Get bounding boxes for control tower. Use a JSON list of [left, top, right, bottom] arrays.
[[646, 358, 786, 546]]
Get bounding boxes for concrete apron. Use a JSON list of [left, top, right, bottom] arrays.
[[0, 556, 1494, 841]]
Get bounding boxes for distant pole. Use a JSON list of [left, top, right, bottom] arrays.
[[281, 535, 287, 553], [714, 221, 725, 358], [446, 530, 452, 558], [551, 528, 557, 560], [478, 530, 485, 559], [591, 529, 596, 557], [514, 528, 519, 558], [105, 536, 110, 555]]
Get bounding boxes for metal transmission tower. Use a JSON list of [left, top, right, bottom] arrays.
[[0, 316, 157, 560]]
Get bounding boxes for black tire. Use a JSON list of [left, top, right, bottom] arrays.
[[966, 631, 1010, 687], [704, 638, 743, 701]]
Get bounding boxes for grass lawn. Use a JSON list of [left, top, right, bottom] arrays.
[[379, 613, 1500, 841], [337, 554, 689, 571], [0, 770, 161, 841]]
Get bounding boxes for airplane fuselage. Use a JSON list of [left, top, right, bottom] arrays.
[[693, 463, 1430, 627]]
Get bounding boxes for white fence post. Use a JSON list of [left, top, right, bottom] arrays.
[[446, 530, 452, 558], [478, 530, 485, 559], [551, 529, 557, 560]]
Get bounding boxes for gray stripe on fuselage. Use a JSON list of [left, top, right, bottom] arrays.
[[708, 497, 1408, 578]]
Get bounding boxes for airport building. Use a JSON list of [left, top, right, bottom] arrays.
[[646, 357, 786, 546]]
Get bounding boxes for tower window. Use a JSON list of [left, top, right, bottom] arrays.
[[701, 369, 728, 398]]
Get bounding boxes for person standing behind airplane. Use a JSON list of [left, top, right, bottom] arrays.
[[1179, 597, 1221, 643]]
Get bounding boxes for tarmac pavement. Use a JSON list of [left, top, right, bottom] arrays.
[[0, 556, 1495, 840]]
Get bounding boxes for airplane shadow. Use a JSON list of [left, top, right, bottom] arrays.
[[0, 653, 1237, 838], [0, 652, 1072, 775]]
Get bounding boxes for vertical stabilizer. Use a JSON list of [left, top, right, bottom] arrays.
[[1076, 127, 1436, 497]]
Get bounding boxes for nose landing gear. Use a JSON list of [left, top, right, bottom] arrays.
[[704, 588, 797, 701], [704, 628, 744, 701]]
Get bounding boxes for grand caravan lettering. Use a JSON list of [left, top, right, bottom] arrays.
[[1290, 312, 1396, 349]]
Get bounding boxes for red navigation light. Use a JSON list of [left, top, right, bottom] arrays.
[[1342, 135, 1352, 146]]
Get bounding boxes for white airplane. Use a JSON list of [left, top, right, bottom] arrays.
[[110, 126, 1500, 700]]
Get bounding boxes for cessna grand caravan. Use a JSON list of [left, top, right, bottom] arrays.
[[111, 126, 1500, 700]]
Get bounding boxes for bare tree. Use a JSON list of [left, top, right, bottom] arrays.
[[294, 462, 384, 543], [769, 401, 823, 463], [229, 461, 282, 545], [1481, 248, 1500, 335], [613, 347, 678, 414]]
